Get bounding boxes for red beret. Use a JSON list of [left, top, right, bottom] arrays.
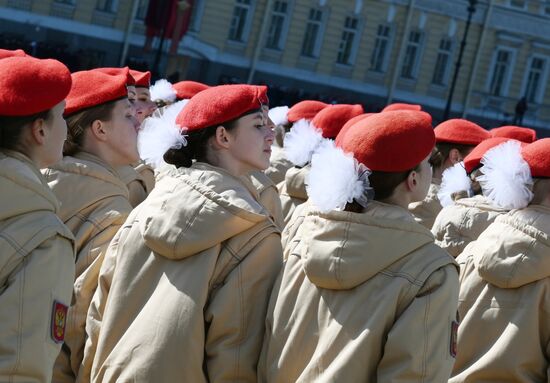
[[338, 110, 435, 172], [176, 84, 268, 132], [129, 69, 151, 88], [521, 138, 550, 178], [287, 100, 328, 123], [382, 103, 422, 112], [464, 137, 512, 174], [173, 80, 209, 100], [0, 56, 71, 116], [434, 119, 490, 145], [490, 125, 537, 143], [335, 113, 375, 146], [311, 104, 364, 139], [65, 70, 128, 117], [93, 67, 135, 86], [0, 48, 26, 59]]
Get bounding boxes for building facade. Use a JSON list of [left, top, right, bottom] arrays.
[[1, 0, 549, 131]]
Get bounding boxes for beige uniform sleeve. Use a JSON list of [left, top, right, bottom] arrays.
[[0, 232, 74, 383], [204, 233, 283, 382], [432, 209, 466, 258], [53, 219, 124, 383], [376, 264, 459, 383], [78, 228, 123, 383]]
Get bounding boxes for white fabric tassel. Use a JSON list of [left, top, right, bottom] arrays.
[[477, 140, 533, 209], [306, 140, 369, 213], [438, 162, 472, 207], [138, 100, 188, 169], [283, 119, 324, 166], [268, 106, 289, 126], [150, 79, 177, 103]]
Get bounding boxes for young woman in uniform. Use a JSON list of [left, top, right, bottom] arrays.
[[0, 55, 75, 382], [84, 84, 283, 382], [451, 138, 550, 382], [409, 118, 490, 229], [259, 110, 460, 382], [43, 70, 139, 382]]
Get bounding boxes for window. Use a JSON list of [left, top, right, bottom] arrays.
[[401, 30, 423, 79], [97, 0, 117, 12], [432, 38, 453, 85], [524, 57, 546, 103], [489, 49, 513, 96], [228, 0, 252, 42], [336, 16, 359, 65], [301, 8, 324, 58], [265, 1, 289, 50], [54, 0, 75, 4], [370, 24, 391, 72], [541, 0, 550, 16], [136, 0, 149, 20], [508, 0, 526, 9]]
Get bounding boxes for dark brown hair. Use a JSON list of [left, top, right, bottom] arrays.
[[63, 101, 117, 156], [429, 142, 474, 170], [344, 164, 421, 212], [0, 110, 52, 151], [164, 108, 263, 168]]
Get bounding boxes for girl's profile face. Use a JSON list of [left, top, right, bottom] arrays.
[[225, 106, 275, 174], [42, 100, 68, 167], [134, 88, 157, 123], [103, 98, 141, 166]]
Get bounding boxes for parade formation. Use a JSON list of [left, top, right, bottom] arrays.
[[0, 47, 549, 383]]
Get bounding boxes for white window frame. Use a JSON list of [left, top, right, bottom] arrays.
[[336, 15, 361, 66], [265, 0, 292, 51], [400, 29, 424, 80], [431, 37, 454, 86], [300, 7, 327, 59], [486, 46, 516, 97], [369, 24, 393, 72], [96, 0, 118, 13], [520, 54, 549, 104], [228, 0, 255, 43]]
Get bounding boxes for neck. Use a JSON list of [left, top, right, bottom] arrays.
[[80, 141, 118, 168], [206, 151, 251, 178]]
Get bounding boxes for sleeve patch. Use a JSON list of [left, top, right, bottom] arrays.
[[51, 300, 68, 343]]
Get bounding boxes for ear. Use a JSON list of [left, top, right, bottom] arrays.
[[212, 125, 232, 149], [29, 118, 47, 146], [405, 169, 418, 192], [448, 148, 462, 164], [89, 119, 109, 142]]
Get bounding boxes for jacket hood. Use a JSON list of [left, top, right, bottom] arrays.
[[301, 201, 435, 290], [476, 205, 550, 288], [284, 165, 309, 200], [0, 150, 59, 220], [455, 194, 508, 213], [42, 152, 129, 222], [139, 162, 272, 260]]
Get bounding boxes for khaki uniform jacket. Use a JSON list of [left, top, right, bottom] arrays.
[[84, 163, 282, 383], [249, 170, 284, 230], [258, 201, 459, 382], [43, 152, 133, 383], [451, 206, 550, 383], [116, 161, 155, 208], [0, 150, 75, 383], [265, 145, 293, 185], [278, 165, 309, 226], [432, 195, 508, 257], [409, 179, 442, 229]]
